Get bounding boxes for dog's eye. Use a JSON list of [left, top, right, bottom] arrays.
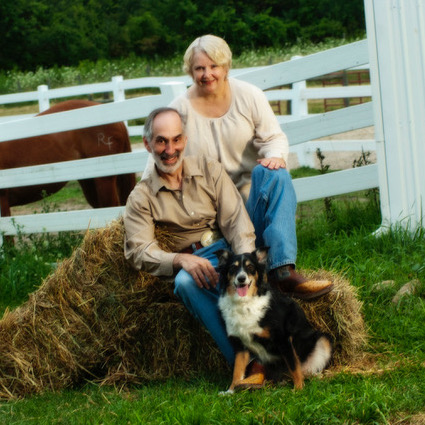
[[246, 264, 256, 274], [229, 265, 238, 274]]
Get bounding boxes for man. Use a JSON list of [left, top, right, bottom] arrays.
[[124, 107, 256, 367]]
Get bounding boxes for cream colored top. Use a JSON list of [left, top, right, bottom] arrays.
[[170, 78, 289, 200], [124, 155, 256, 276]]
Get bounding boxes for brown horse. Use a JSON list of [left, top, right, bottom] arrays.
[[0, 100, 136, 217]]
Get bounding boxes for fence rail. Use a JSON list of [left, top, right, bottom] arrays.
[[0, 40, 377, 240]]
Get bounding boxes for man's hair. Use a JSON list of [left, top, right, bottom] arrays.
[[143, 107, 184, 143], [183, 34, 232, 77]]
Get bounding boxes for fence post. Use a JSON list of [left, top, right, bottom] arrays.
[[37, 85, 50, 112], [112, 76, 125, 102], [159, 82, 187, 102], [290, 56, 311, 167], [290, 56, 308, 119], [292, 143, 317, 169], [111, 76, 127, 128]]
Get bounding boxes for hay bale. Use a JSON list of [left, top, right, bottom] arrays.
[[0, 219, 366, 400], [0, 220, 224, 400], [298, 270, 367, 366]]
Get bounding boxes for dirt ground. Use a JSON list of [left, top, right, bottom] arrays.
[[287, 126, 376, 170]]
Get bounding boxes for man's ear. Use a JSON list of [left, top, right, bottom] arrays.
[[143, 137, 152, 152]]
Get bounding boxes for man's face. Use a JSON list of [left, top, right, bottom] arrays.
[[144, 111, 187, 174]]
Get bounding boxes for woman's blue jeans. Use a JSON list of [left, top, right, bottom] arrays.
[[246, 165, 298, 270], [174, 165, 298, 365]]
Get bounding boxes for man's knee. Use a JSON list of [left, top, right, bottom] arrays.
[[174, 271, 197, 297]]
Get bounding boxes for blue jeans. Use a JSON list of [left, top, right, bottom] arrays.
[[174, 238, 235, 365], [246, 165, 297, 271]]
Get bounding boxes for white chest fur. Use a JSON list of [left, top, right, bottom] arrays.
[[218, 293, 278, 363]]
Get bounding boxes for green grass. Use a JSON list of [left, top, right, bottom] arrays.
[[0, 368, 424, 424], [41, 181, 84, 205], [0, 230, 83, 311], [1, 166, 425, 423]]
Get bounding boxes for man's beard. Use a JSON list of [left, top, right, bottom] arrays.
[[153, 151, 184, 174]]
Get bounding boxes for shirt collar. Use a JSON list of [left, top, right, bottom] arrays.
[[146, 156, 203, 195]]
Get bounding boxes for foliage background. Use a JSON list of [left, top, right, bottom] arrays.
[[1, 0, 365, 71]]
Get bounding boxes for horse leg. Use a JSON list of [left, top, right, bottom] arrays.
[[95, 176, 121, 207], [117, 173, 136, 205], [0, 190, 11, 217], [79, 177, 120, 208], [78, 179, 99, 208], [0, 190, 13, 246]]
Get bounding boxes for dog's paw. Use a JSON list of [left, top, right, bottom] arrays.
[[219, 389, 234, 396]]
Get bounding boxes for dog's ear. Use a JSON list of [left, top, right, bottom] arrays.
[[254, 247, 269, 265], [215, 249, 231, 268]]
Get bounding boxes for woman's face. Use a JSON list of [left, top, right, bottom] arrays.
[[191, 50, 228, 95]]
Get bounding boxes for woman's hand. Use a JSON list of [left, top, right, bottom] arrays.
[[257, 157, 286, 169]]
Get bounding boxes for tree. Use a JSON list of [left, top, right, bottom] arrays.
[[0, 0, 366, 71]]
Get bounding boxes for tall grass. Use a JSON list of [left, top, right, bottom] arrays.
[[0, 198, 83, 311]]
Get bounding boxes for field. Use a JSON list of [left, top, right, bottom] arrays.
[[1, 41, 425, 424]]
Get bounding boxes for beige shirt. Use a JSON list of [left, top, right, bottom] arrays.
[[124, 155, 256, 276]]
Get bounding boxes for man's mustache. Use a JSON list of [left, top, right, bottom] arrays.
[[160, 152, 180, 160]]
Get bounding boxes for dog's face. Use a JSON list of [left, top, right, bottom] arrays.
[[216, 248, 269, 297]]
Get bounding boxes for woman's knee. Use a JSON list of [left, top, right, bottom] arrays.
[[252, 165, 291, 187]]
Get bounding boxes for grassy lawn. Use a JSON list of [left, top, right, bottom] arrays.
[[1, 369, 425, 425]]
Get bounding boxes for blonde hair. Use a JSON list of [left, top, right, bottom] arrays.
[[183, 35, 232, 76]]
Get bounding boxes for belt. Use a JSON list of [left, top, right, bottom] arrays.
[[179, 230, 223, 254], [180, 241, 203, 254]]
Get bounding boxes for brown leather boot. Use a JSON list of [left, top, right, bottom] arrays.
[[234, 361, 265, 391], [269, 265, 333, 300]]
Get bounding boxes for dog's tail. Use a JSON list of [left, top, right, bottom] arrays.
[[301, 335, 332, 376]]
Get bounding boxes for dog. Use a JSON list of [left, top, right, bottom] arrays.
[[216, 248, 332, 393]]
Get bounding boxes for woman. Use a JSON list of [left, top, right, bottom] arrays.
[[170, 34, 332, 299]]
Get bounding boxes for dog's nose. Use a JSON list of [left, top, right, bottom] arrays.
[[237, 274, 247, 283]]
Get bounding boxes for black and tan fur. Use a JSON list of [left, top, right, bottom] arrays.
[[216, 248, 332, 393]]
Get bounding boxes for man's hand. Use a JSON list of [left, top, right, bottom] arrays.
[[257, 157, 286, 169], [173, 253, 219, 289]]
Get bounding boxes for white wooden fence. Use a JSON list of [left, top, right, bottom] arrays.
[[0, 59, 373, 168], [0, 40, 378, 240]]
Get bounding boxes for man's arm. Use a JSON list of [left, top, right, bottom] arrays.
[[123, 191, 176, 276], [124, 184, 219, 286]]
